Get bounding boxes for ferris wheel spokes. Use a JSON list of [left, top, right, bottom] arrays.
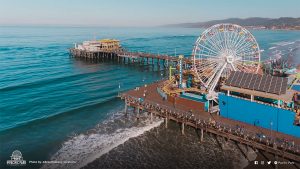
[[192, 24, 261, 98]]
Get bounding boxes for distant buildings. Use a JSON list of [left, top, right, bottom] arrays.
[[245, 26, 267, 30], [75, 39, 120, 52]]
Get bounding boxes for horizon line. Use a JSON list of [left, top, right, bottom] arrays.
[[1, 16, 300, 28]]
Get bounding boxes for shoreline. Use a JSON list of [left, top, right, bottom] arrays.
[[82, 119, 300, 169], [41, 110, 164, 169], [82, 120, 252, 169]]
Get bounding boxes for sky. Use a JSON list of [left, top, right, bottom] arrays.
[[0, 0, 299, 27]]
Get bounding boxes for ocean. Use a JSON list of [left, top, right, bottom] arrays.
[[0, 26, 300, 169]]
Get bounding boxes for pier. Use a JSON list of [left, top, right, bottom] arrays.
[[70, 48, 191, 68], [71, 33, 300, 166], [120, 81, 300, 163]]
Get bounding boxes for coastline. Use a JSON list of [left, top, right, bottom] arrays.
[[82, 120, 251, 169], [1, 26, 300, 169], [41, 110, 164, 169], [82, 119, 300, 169]]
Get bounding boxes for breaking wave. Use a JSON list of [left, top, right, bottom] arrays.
[[268, 46, 277, 50], [41, 111, 163, 169], [271, 41, 295, 46]]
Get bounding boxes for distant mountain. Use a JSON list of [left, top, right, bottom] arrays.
[[164, 17, 300, 30]]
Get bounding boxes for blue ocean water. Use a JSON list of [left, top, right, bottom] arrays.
[[0, 26, 300, 168]]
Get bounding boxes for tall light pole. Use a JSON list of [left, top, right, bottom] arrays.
[[179, 55, 184, 88]]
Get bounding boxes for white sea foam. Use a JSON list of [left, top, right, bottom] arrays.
[[41, 118, 163, 169], [272, 41, 295, 46], [268, 46, 277, 50]]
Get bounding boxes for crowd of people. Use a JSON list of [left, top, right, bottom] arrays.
[[122, 94, 299, 155]]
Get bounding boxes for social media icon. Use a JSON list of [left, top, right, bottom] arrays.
[[267, 161, 271, 165], [261, 161, 264, 165], [274, 161, 278, 165], [254, 161, 258, 165]]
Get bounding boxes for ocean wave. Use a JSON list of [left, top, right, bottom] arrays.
[[271, 41, 296, 46], [41, 112, 163, 169], [0, 68, 115, 92], [0, 73, 86, 92], [0, 45, 66, 52], [0, 96, 119, 133], [267, 40, 300, 53], [124, 35, 196, 42], [268, 46, 277, 50]]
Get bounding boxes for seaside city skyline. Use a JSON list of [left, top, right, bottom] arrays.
[[0, 0, 300, 27]]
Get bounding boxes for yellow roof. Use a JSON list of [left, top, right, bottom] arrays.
[[98, 39, 120, 43]]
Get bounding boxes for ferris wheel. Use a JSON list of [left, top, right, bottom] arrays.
[[192, 24, 261, 97]]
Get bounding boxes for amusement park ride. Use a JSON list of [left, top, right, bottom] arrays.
[[165, 24, 262, 103], [71, 23, 300, 130], [116, 24, 300, 162], [161, 23, 300, 137]]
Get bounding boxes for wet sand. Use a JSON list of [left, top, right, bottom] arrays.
[[83, 120, 249, 169], [245, 151, 300, 169]]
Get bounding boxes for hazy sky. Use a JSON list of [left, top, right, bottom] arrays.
[[0, 0, 299, 26]]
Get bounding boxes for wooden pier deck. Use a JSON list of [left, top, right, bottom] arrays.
[[120, 81, 300, 163], [70, 47, 300, 163], [70, 48, 191, 67]]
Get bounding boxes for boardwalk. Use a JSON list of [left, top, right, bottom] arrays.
[[69, 48, 192, 67], [70, 47, 300, 163], [121, 81, 300, 163]]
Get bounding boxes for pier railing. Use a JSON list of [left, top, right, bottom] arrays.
[[121, 94, 300, 161], [70, 48, 192, 65]]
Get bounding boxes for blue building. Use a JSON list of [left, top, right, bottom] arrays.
[[218, 71, 300, 138]]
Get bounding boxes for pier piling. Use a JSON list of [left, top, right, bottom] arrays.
[[165, 117, 168, 128], [200, 129, 204, 142], [124, 101, 128, 116], [136, 107, 140, 120], [150, 112, 153, 123], [120, 82, 300, 163], [181, 123, 185, 135]]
